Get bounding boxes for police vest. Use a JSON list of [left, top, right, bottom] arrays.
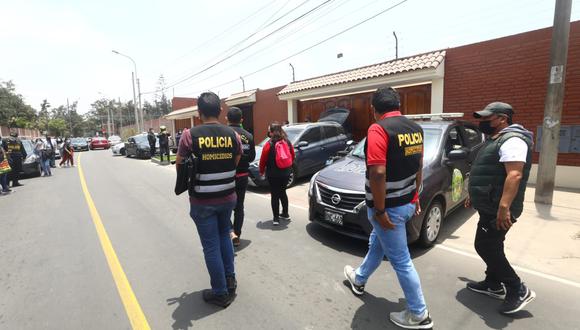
[[189, 124, 239, 199], [6, 138, 23, 158], [229, 125, 254, 175], [365, 115, 423, 208], [468, 132, 532, 218]]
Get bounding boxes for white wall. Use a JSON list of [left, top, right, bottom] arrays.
[[528, 164, 580, 190]]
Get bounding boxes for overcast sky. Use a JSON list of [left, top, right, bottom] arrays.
[[1, 0, 579, 114]]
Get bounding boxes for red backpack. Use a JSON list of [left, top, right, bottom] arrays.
[[273, 140, 293, 169]]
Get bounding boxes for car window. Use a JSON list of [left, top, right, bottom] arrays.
[[323, 125, 343, 139], [351, 128, 441, 161], [300, 127, 322, 144], [445, 127, 464, 154], [462, 126, 483, 148]]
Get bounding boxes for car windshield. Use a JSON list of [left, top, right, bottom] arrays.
[[21, 140, 33, 154], [257, 127, 303, 147], [133, 135, 150, 145], [72, 138, 85, 143], [350, 128, 441, 161]]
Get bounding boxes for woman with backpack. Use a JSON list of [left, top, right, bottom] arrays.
[[259, 123, 295, 226]]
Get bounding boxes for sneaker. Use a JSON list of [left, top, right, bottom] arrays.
[[343, 265, 365, 296], [226, 276, 237, 295], [279, 214, 291, 221], [272, 218, 280, 226], [389, 309, 434, 329], [499, 283, 536, 315], [232, 236, 241, 247], [466, 280, 506, 300], [202, 289, 233, 308]]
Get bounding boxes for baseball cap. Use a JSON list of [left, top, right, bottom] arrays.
[[474, 102, 514, 118]]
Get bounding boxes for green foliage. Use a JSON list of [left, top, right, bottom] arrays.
[[0, 80, 38, 128], [48, 118, 68, 136]]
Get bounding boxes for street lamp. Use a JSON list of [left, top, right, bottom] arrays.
[[112, 50, 144, 132]]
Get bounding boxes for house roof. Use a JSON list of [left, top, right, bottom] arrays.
[[278, 50, 445, 96], [164, 105, 198, 120], [225, 89, 258, 106]]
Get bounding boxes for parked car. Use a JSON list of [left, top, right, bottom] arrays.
[[111, 142, 126, 156], [248, 121, 350, 187], [308, 115, 485, 247], [125, 134, 159, 159], [20, 139, 42, 177], [108, 135, 122, 146], [70, 137, 89, 151], [89, 137, 110, 150]]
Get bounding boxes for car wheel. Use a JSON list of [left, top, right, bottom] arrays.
[[418, 200, 444, 248], [286, 166, 296, 187]]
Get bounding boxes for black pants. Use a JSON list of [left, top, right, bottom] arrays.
[[232, 175, 249, 237], [149, 144, 156, 158], [267, 175, 289, 220], [160, 145, 169, 161], [474, 212, 521, 291], [8, 158, 22, 185]]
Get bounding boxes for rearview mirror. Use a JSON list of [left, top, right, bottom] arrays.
[[297, 141, 309, 148], [447, 148, 468, 161]]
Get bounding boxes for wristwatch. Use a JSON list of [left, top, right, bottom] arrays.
[[374, 209, 386, 216]]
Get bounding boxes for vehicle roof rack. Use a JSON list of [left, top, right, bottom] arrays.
[[405, 113, 464, 121]]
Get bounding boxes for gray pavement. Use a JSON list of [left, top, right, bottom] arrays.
[[1, 149, 579, 330]]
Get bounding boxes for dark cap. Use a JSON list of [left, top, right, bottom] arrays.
[[474, 102, 514, 118]]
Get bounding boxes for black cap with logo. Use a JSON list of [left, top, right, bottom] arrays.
[[473, 102, 514, 118]]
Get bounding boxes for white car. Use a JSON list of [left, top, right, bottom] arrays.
[[108, 135, 122, 146], [111, 142, 126, 156]]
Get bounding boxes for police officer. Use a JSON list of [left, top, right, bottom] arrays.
[[175, 92, 241, 308], [2, 130, 27, 187], [343, 87, 433, 329], [465, 102, 536, 315], [147, 128, 156, 158], [158, 126, 170, 162], [227, 107, 256, 247]]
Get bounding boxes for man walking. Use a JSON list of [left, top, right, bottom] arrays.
[[343, 87, 433, 329], [45, 133, 56, 168], [227, 107, 256, 247], [176, 92, 241, 308], [147, 128, 156, 158], [2, 130, 27, 187], [466, 102, 535, 314], [158, 126, 170, 162]]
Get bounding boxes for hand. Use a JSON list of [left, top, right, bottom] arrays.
[[496, 206, 512, 230], [414, 200, 422, 215], [375, 212, 395, 230], [464, 195, 471, 208]]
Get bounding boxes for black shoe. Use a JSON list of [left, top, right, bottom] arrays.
[[279, 214, 291, 221], [202, 289, 233, 308], [11, 182, 23, 187], [226, 276, 237, 295], [232, 236, 241, 247], [467, 280, 506, 300], [499, 283, 536, 315], [272, 218, 280, 226]]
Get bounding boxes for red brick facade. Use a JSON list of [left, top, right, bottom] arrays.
[[444, 21, 580, 166]]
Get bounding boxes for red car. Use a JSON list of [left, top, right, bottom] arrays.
[[90, 137, 110, 150]]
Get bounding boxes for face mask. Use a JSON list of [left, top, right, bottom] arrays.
[[478, 120, 496, 135]]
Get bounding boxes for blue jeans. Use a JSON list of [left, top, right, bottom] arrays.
[[355, 204, 427, 315], [190, 200, 236, 295], [0, 173, 8, 191], [41, 158, 51, 175]]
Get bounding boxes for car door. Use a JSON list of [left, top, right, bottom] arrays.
[[442, 125, 470, 210], [322, 125, 348, 159], [459, 124, 485, 194], [295, 126, 324, 175]]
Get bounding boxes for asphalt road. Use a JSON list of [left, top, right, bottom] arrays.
[[1, 150, 579, 330]]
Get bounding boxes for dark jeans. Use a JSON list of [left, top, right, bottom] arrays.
[[1, 173, 8, 191], [474, 212, 521, 291], [190, 200, 236, 295], [267, 175, 289, 219], [149, 144, 156, 158], [160, 145, 169, 161], [232, 175, 248, 237]]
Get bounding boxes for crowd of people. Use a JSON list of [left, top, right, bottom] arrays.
[[174, 87, 535, 329]]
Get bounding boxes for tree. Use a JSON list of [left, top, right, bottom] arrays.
[[38, 99, 51, 133], [0, 80, 38, 128], [48, 118, 68, 136]]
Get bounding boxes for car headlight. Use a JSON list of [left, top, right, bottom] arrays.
[[308, 172, 319, 197]]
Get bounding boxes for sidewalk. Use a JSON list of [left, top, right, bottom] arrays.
[[441, 186, 580, 283]]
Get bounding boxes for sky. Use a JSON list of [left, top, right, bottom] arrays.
[[1, 0, 579, 115]]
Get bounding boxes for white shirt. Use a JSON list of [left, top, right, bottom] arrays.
[[499, 137, 528, 163]]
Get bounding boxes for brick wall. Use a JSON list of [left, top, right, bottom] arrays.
[[254, 86, 288, 141], [444, 21, 580, 166], [172, 97, 197, 110]]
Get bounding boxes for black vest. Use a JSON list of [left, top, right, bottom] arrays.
[[188, 124, 239, 199], [365, 116, 423, 208], [229, 125, 255, 175]]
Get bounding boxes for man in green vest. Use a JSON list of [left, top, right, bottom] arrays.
[[465, 102, 535, 315]]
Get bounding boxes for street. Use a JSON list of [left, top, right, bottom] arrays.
[[1, 150, 579, 330]]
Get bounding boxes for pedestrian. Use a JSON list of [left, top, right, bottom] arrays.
[[2, 130, 27, 187], [175, 91, 242, 308], [59, 139, 74, 167], [40, 140, 52, 177], [34, 138, 43, 157], [227, 107, 256, 247], [343, 87, 433, 329], [147, 128, 156, 158], [258, 122, 295, 226], [0, 135, 11, 194], [45, 134, 56, 168], [465, 102, 535, 315], [158, 126, 170, 162]]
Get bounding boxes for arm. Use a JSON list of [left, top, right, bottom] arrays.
[[247, 136, 256, 163], [259, 142, 270, 176], [369, 165, 394, 229], [234, 132, 242, 167], [496, 161, 524, 230], [414, 155, 423, 215]]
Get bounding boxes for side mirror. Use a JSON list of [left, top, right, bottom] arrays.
[[346, 140, 354, 146], [447, 148, 468, 161], [297, 141, 309, 148], [337, 150, 349, 156]]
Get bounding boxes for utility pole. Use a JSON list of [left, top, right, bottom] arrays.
[[67, 98, 73, 136], [240, 76, 245, 92], [137, 78, 144, 132], [393, 31, 398, 59], [289, 63, 295, 82], [131, 72, 139, 132], [106, 103, 112, 138], [535, 0, 572, 205], [118, 97, 123, 135]]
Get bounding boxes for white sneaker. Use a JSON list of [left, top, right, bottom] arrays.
[[389, 309, 434, 329], [343, 265, 365, 296]]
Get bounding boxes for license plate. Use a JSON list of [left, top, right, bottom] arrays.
[[324, 211, 344, 226]]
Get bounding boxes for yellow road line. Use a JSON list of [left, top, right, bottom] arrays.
[[77, 153, 151, 330]]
